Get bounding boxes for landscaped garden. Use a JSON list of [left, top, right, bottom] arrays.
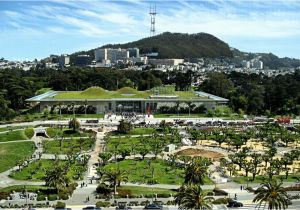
[[0, 128, 34, 142], [46, 127, 90, 138], [43, 137, 95, 154], [9, 159, 87, 181], [103, 159, 212, 185], [0, 141, 35, 173], [109, 127, 158, 136]]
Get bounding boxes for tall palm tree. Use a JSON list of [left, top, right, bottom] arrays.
[[45, 163, 70, 190], [102, 168, 128, 194], [174, 184, 214, 210], [184, 157, 210, 185], [253, 179, 290, 210]]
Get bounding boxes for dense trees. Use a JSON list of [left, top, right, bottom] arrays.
[[0, 66, 299, 121], [200, 71, 300, 115]]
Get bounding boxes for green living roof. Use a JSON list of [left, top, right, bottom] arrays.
[[52, 86, 201, 100]]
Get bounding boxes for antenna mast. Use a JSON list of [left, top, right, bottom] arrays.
[[149, 4, 157, 37]]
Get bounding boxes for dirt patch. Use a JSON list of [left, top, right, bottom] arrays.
[[176, 148, 224, 160]]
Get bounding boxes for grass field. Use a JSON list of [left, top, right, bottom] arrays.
[[46, 128, 90, 138], [61, 113, 104, 119], [104, 159, 212, 185], [43, 138, 94, 154], [0, 129, 33, 142], [10, 159, 86, 181], [0, 126, 27, 132], [110, 128, 157, 136], [0, 142, 35, 173], [154, 113, 207, 118], [118, 186, 175, 195], [232, 174, 300, 184], [53, 87, 203, 100]]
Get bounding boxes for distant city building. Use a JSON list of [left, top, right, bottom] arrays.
[[127, 48, 140, 58], [241, 60, 251, 68], [251, 59, 263, 69], [75, 54, 92, 66], [149, 58, 184, 66], [241, 59, 263, 69], [95, 48, 130, 64], [59, 54, 70, 67]]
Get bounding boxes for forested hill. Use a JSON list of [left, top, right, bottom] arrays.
[[101, 32, 232, 58]]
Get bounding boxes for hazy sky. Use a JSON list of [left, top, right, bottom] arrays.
[[1, 0, 300, 60]]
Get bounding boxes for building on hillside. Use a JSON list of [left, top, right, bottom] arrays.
[[251, 59, 263, 69], [127, 48, 140, 58], [26, 86, 228, 114], [75, 54, 92, 66], [95, 48, 130, 64], [149, 59, 184, 66], [241, 60, 251, 68], [59, 54, 70, 67]]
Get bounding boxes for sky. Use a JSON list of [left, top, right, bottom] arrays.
[[1, 0, 300, 60]]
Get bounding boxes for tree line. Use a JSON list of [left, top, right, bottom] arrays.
[[200, 71, 300, 115], [0, 66, 299, 120]]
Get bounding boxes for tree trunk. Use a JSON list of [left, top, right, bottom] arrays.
[[114, 184, 117, 195]]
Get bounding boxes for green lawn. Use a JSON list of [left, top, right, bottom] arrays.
[[43, 138, 94, 154], [60, 113, 104, 119], [0, 142, 35, 173], [0, 129, 32, 142], [104, 159, 212, 185], [10, 159, 86, 181], [52, 87, 204, 100], [0, 126, 27, 132], [46, 128, 90, 138], [119, 186, 175, 195], [232, 174, 300, 184], [106, 134, 174, 153], [110, 128, 157, 136], [154, 113, 207, 118]]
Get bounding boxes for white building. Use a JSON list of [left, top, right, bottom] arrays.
[[59, 54, 70, 67], [251, 59, 263, 69], [95, 48, 130, 63], [149, 59, 184, 66]]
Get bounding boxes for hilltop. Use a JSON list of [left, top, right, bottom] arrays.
[[102, 32, 232, 58]]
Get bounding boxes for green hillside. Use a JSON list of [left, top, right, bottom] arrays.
[[102, 32, 232, 58]]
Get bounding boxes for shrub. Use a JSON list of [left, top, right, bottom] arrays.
[[55, 201, 66, 208], [95, 201, 111, 208], [58, 188, 69, 200], [157, 193, 171, 198], [37, 194, 46, 201], [25, 128, 34, 139], [118, 188, 132, 197], [69, 182, 78, 190], [48, 194, 58, 201], [0, 192, 10, 200], [96, 184, 111, 195], [144, 194, 154, 198], [213, 197, 228, 204], [213, 187, 228, 196], [58, 192, 69, 200], [207, 191, 214, 196]]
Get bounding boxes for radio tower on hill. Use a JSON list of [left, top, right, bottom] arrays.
[[149, 4, 157, 37]]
